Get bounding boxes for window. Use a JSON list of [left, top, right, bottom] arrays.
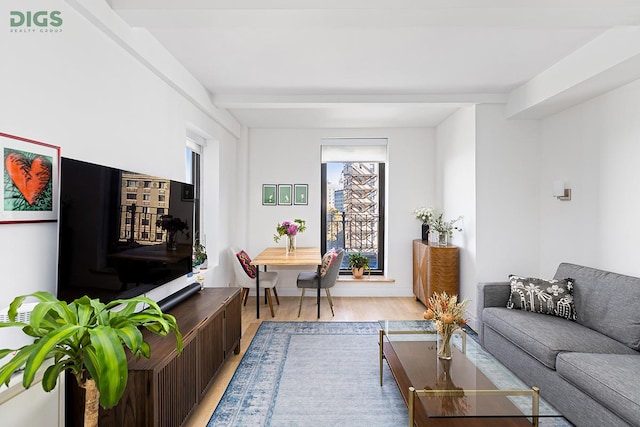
[[142, 194, 150, 201], [321, 139, 387, 275], [127, 180, 137, 187], [186, 138, 202, 241], [157, 208, 165, 215], [143, 181, 152, 188], [126, 193, 137, 200], [159, 181, 167, 189], [158, 195, 165, 202]]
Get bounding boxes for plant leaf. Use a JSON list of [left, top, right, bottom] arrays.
[[6, 291, 57, 322], [42, 361, 67, 392], [0, 321, 27, 329], [88, 326, 128, 409], [114, 324, 143, 354], [0, 345, 35, 387], [88, 299, 108, 326], [22, 324, 81, 387]]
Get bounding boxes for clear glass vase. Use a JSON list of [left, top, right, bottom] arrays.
[[437, 327, 456, 360], [286, 234, 296, 254], [438, 232, 448, 247]]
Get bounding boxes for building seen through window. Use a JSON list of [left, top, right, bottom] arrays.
[[323, 162, 385, 273]]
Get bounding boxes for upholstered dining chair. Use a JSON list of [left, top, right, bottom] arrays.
[[296, 248, 344, 317], [229, 247, 280, 317]]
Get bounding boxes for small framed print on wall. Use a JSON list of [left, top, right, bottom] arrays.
[[1, 132, 60, 223], [278, 184, 292, 205], [294, 184, 308, 205], [262, 184, 277, 206]]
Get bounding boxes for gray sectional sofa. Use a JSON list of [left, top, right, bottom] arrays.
[[477, 262, 640, 427]]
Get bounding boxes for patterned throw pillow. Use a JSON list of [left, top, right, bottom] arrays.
[[320, 248, 338, 277], [507, 275, 576, 321], [236, 250, 257, 279]]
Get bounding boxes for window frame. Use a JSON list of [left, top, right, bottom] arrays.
[[186, 142, 202, 243], [321, 162, 386, 275]]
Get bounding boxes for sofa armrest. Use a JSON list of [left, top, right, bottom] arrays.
[[476, 281, 511, 345], [478, 281, 511, 309]]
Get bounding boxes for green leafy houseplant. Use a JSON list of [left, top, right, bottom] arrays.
[[347, 252, 370, 278], [0, 291, 183, 427], [194, 241, 208, 267]]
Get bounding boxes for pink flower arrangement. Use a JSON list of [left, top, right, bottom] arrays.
[[273, 218, 306, 242]]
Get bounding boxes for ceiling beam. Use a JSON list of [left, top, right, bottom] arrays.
[[506, 26, 640, 119], [213, 94, 507, 109]]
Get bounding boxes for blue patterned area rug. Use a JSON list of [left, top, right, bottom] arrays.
[[207, 321, 408, 426], [207, 321, 571, 427]]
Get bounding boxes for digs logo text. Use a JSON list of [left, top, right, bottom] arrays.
[[10, 11, 63, 33]]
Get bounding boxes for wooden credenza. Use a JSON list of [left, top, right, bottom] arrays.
[[413, 239, 459, 305], [66, 287, 241, 427]]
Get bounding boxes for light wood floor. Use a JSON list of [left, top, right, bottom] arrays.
[[184, 295, 427, 426]]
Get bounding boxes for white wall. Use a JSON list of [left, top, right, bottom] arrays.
[[1, 2, 240, 421], [435, 106, 477, 308], [475, 104, 542, 280], [243, 128, 436, 297], [0, 2, 238, 315], [435, 105, 541, 327], [540, 78, 640, 277]]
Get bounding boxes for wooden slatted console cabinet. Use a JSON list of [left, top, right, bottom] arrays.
[[66, 287, 241, 427], [413, 239, 459, 305]]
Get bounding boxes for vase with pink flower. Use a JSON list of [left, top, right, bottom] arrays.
[[273, 218, 306, 254]]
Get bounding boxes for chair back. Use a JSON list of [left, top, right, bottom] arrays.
[[228, 247, 256, 288], [321, 249, 344, 289]]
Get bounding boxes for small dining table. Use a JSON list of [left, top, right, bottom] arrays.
[[251, 246, 323, 318]]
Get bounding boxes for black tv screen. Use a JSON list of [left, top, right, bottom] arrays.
[[56, 157, 194, 303]]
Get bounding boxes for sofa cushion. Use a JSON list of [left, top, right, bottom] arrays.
[[554, 263, 640, 351], [507, 275, 576, 320], [482, 307, 638, 369], [556, 352, 640, 425]]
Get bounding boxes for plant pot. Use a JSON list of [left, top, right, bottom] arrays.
[[352, 267, 365, 279]]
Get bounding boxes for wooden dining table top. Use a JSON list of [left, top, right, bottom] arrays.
[[251, 246, 322, 266]]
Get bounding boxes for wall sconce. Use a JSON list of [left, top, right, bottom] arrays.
[[553, 180, 571, 201]]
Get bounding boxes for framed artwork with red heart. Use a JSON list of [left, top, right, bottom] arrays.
[[1, 132, 60, 223]]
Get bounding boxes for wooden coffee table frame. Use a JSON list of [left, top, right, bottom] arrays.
[[379, 328, 542, 427]]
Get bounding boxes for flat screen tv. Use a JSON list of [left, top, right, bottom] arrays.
[[56, 157, 194, 304]]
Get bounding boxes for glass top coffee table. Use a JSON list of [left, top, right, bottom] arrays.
[[379, 320, 563, 427]]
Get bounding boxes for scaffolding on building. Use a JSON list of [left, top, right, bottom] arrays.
[[341, 162, 378, 254]]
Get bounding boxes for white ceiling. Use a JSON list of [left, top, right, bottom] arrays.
[[107, 0, 640, 128]]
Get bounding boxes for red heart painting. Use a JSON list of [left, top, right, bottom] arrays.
[[5, 153, 52, 205]]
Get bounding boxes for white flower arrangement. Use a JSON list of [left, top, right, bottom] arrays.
[[412, 206, 434, 224], [430, 213, 463, 238]]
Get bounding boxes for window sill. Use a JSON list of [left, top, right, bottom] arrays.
[[336, 275, 395, 283]]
